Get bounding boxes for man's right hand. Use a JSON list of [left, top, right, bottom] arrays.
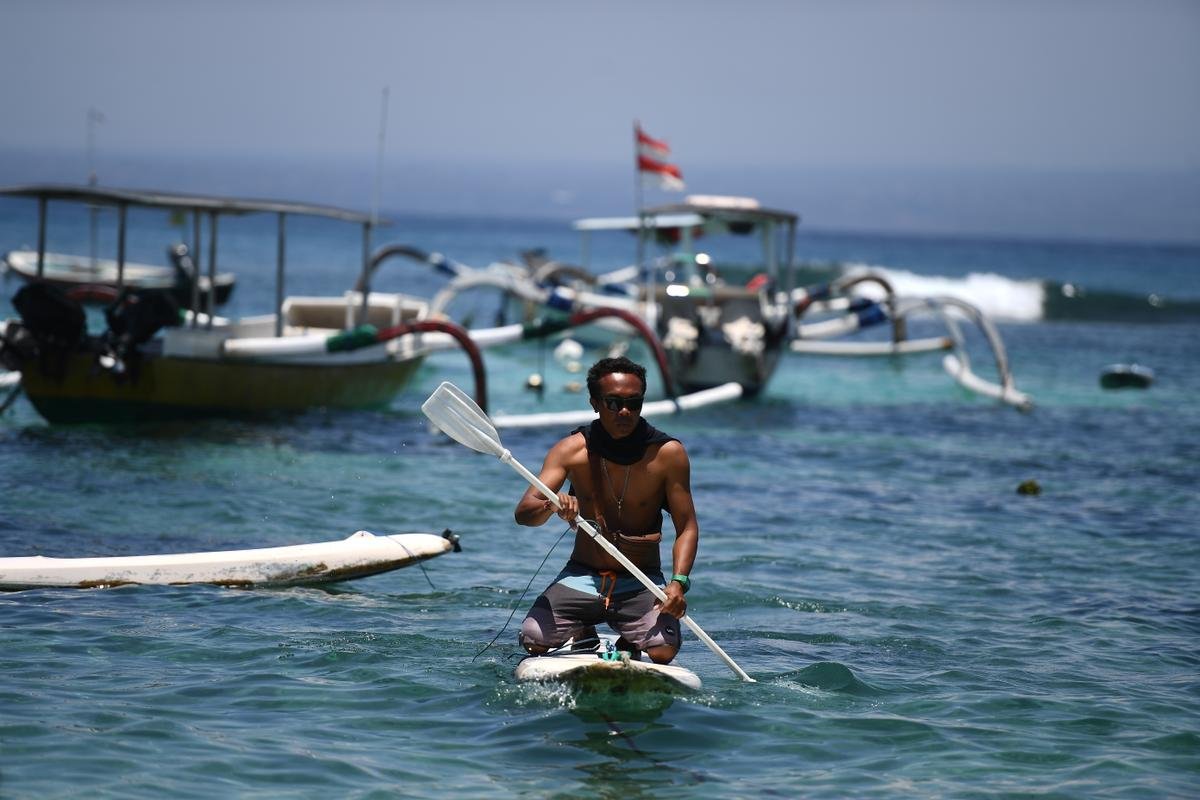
[[548, 492, 578, 527]]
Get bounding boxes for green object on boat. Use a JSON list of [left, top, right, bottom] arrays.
[[327, 324, 379, 352]]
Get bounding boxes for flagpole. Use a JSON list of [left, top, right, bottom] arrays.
[[633, 120, 644, 215], [633, 120, 646, 290]]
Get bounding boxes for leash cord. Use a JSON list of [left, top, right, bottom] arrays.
[[471, 524, 578, 662]]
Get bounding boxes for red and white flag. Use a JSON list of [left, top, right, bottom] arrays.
[[635, 123, 684, 191]]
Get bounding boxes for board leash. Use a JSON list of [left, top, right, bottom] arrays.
[[472, 525, 576, 662]]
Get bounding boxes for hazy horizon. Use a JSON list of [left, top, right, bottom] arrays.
[[2, 145, 1197, 247], [2, 1, 1197, 245]]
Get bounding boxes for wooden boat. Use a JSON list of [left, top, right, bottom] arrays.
[[0, 184, 440, 424], [3, 247, 236, 307], [0, 530, 458, 591]]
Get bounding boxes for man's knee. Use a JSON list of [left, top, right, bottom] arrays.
[[519, 616, 557, 654], [645, 644, 678, 664]]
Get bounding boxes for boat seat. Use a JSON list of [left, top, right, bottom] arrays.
[[282, 292, 427, 330]]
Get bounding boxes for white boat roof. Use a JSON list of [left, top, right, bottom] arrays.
[[573, 195, 798, 232], [574, 213, 706, 231], [0, 183, 379, 224]]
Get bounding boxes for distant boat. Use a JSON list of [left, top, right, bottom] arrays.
[[0, 184, 476, 424], [1100, 363, 1154, 389], [424, 195, 801, 396], [3, 245, 236, 308]]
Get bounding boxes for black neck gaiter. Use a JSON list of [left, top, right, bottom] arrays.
[[572, 418, 676, 465]]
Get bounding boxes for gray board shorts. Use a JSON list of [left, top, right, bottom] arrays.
[[519, 559, 682, 652]]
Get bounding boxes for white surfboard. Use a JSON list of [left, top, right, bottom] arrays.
[[0, 530, 457, 590], [515, 636, 702, 692]]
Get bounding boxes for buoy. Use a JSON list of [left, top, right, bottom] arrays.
[[1016, 479, 1041, 496], [1099, 364, 1153, 390], [553, 338, 584, 364]]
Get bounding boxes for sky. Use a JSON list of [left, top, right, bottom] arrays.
[[1, 0, 1198, 242]]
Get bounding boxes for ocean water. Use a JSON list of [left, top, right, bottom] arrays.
[[1, 200, 1198, 798]]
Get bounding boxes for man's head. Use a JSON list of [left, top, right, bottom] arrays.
[[587, 356, 647, 438], [587, 356, 647, 399]]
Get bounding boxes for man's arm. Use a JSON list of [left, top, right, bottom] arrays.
[[660, 441, 698, 618], [514, 436, 580, 527]]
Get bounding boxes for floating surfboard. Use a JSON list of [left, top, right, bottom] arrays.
[[0, 530, 458, 591], [515, 636, 702, 692]]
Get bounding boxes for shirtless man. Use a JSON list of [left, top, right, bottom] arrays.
[[514, 356, 698, 664]]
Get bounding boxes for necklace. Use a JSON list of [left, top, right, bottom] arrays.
[[601, 458, 632, 525]]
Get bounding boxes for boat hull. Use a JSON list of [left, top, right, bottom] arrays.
[[15, 348, 424, 423], [0, 531, 455, 590], [666, 342, 783, 396]]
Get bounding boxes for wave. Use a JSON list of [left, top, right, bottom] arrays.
[[792, 262, 1200, 324]]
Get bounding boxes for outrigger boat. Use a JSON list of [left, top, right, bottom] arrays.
[[396, 195, 798, 397], [380, 194, 1032, 411], [0, 184, 472, 424], [0, 529, 459, 591]]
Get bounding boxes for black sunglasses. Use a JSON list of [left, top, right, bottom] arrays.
[[600, 394, 644, 413]]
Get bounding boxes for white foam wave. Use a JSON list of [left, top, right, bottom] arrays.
[[843, 263, 1045, 323]]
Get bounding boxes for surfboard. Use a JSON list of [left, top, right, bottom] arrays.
[[515, 636, 702, 692], [0, 530, 458, 590]]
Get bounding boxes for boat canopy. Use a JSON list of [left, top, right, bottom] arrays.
[[2, 184, 381, 336], [574, 196, 797, 240], [574, 195, 799, 283], [574, 213, 705, 232], [645, 196, 798, 226], [0, 183, 378, 224]]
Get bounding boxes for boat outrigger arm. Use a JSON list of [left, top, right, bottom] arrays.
[[0, 184, 383, 338]]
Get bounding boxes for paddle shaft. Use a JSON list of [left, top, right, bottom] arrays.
[[501, 450, 755, 683]]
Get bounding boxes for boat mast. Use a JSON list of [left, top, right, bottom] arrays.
[[360, 86, 390, 327], [35, 196, 47, 278], [632, 121, 646, 290], [274, 213, 286, 337], [115, 202, 127, 291], [190, 212, 203, 327], [86, 108, 104, 269], [206, 211, 217, 329]]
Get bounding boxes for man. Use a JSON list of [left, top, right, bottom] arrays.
[[514, 356, 698, 664]]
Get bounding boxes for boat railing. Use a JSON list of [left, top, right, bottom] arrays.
[[0, 184, 379, 338]]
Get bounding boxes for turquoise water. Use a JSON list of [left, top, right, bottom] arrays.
[[1, 207, 1199, 797]]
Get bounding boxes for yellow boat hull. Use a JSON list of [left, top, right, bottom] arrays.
[[17, 350, 423, 423]]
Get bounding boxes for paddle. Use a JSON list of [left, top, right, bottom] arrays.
[[422, 381, 755, 683]]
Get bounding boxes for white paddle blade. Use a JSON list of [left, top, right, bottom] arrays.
[[421, 382, 505, 457]]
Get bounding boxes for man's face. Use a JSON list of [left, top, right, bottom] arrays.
[[590, 372, 644, 439]]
